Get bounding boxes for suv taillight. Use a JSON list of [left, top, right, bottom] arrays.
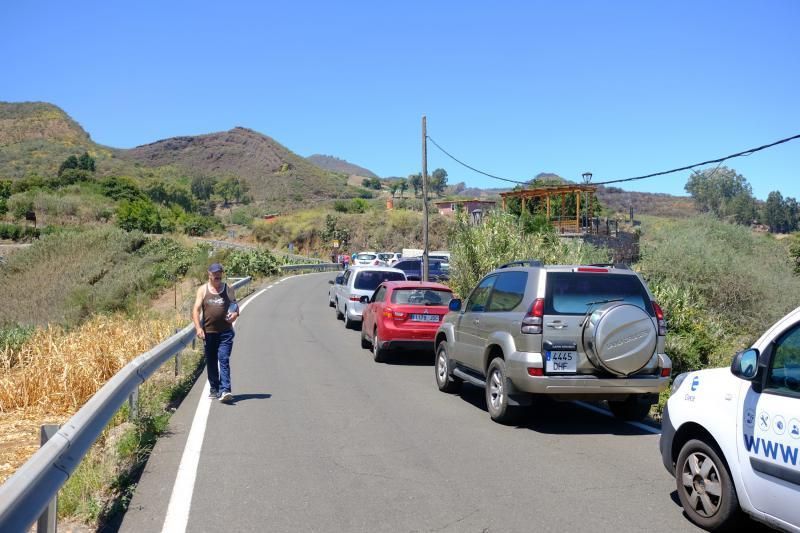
[[522, 298, 544, 334], [652, 301, 667, 336]]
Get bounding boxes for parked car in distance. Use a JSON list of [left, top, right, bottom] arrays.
[[328, 274, 344, 307], [434, 260, 671, 424], [334, 266, 407, 328], [352, 252, 384, 266], [660, 306, 800, 531], [360, 281, 453, 362], [377, 252, 398, 266], [392, 258, 450, 281]]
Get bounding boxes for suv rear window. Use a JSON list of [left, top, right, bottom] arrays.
[[544, 273, 654, 316], [354, 271, 405, 290], [391, 288, 453, 306]]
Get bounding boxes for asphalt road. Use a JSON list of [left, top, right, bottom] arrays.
[[121, 272, 706, 533]]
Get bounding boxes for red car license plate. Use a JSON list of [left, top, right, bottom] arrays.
[[410, 314, 439, 322]]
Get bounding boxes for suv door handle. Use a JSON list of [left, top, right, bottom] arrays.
[[546, 322, 567, 329]]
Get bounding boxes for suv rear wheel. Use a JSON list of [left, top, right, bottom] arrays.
[[676, 439, 741, 530], [435, 342, 461, 393], [486, 358, 517, 424], [607, 394, 653, 421]]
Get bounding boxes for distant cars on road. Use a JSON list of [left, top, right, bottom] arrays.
[[392, 258, 450, 282], [360, 281, 453, 362]]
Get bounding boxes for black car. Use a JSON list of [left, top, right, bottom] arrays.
[[392, 258, 450, 281]]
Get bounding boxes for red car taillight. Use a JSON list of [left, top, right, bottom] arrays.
[[383, 307, 406, 320], [660, 367, 671, 377], [521, 298, 544, 334], [652, 301, 667, 336], [349, 296, 361, 302], [527, 367, 543, 376]]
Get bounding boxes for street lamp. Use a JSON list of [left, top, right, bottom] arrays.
[[581, 172, 592, 232]]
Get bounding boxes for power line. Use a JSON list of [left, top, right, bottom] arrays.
[[425, 136, 528, 185], [426, 133, 800, 187]]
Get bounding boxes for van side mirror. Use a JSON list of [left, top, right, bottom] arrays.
[[359, 295, 370, 304], [731, 348, 759, 381], [328, 280, 334, 285], [448, 298, 462, 312]]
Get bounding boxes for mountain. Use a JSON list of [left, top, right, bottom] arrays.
[[0, 102, 115, 179], [307, 154, 378, 178], [0, 102, 361, 209], [123, 128, 355, 208]]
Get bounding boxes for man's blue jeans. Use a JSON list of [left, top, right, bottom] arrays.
[[204, 329, 235, 393]]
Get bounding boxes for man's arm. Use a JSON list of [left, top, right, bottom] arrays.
[[192, 286, 206, 339]]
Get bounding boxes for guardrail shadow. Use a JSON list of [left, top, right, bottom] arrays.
[[455, 383, 659, 436]]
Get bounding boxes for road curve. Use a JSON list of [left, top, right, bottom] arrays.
[[121, 272, 706, 533]]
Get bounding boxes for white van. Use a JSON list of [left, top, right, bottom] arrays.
[[661, 306, 800, 531]]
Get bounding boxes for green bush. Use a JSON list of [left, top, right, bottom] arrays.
[[447, 210, 610, 298], [224, 249, 281, 277], [637, 216, 800, 338], [117, 199, 162, 233], [0, 223, 39, 241]]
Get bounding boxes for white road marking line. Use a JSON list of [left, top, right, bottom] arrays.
[[160, 284, 266, 533], [573, 401, 662, 434]]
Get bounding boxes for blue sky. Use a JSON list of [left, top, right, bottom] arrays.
[[2, 1, 798, 199]]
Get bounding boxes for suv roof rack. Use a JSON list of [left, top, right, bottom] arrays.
[[588, 263, 631, 270], [498, 260, 543, 269]]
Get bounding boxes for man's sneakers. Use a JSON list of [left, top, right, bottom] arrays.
[[208, 390, 219, 400], [219, 391, 234, 403]]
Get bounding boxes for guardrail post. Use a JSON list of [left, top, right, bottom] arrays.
[[128, 386, 139, 421], [174, 329, 180, 377], [37, 424, 59, 533]]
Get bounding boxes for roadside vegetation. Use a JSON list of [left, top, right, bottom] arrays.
[[0, 223, 285, 527], [637, 215, 800, 375], [447, 209, 609, 298]]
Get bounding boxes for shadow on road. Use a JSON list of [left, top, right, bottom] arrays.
[[228, 393, 272, 404], [455, 383, 657, 436], [384, 350, 435, 367]]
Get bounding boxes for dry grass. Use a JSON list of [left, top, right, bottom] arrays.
[[0, 312, 182, 484]]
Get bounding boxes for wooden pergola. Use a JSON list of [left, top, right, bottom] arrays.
[[499, 184, 598, 234]]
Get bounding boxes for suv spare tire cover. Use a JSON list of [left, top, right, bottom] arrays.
[[582, 303, 657, 376]]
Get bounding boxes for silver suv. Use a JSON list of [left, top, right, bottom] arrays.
[[434, 261, 672, 424]]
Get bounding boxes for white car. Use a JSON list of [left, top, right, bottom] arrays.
[[660, 306, 800, 532], [352, 252, 383, 266], [334, 266, 406, 329]]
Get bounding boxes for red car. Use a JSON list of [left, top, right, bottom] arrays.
[[360, 281, 453, 362]]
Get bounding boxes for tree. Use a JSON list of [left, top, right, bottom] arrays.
[[191, 175, 217, 200], [763, 191, 787, 233], [389, 183, 400, 198], [78, 152, 96, 172], [58, 155, 79, 177], [408, 173, 422, 197], [101, 176, 145, 202], [398, 180, 408, 198], [213, 177, 248, 207], [684, 166, 752, 219], [116, 198, 162, 233], [429, 168, 448, 196]]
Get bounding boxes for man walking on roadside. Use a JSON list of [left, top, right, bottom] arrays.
[[192, 263, 240, 403]]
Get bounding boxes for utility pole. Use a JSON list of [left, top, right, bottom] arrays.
[[421, 116, 429, 282]]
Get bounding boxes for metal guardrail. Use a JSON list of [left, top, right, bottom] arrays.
[[0, 277, 253, 533], [279, 262, 340, 272]]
